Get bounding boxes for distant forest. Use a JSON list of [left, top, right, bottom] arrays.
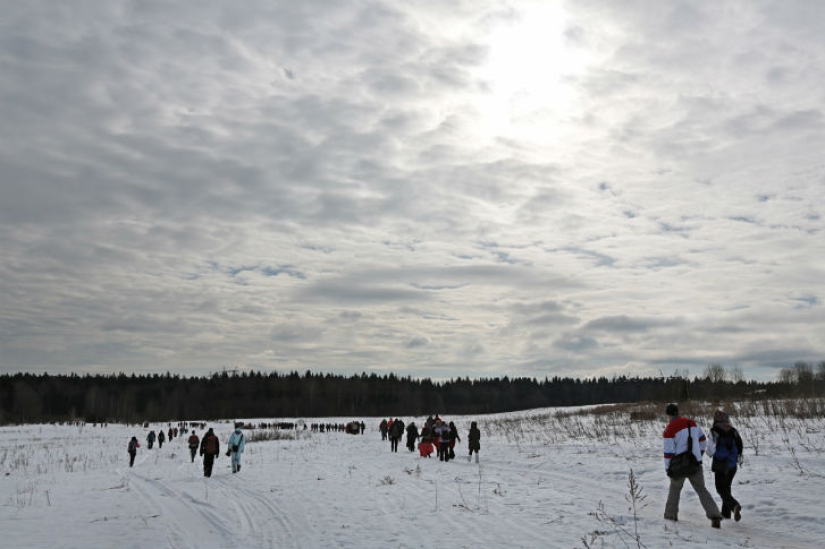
[[1, 361, 823, 424]]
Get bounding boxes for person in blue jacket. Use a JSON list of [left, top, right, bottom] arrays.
[[707, 410, 744, 522], [226, 424, 246, 473]]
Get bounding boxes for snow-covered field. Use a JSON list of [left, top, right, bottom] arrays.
[[2, 404, 824, 549]]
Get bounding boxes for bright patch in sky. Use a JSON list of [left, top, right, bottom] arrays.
[[477, 3, 589, 144]]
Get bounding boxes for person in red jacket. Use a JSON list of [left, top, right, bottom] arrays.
[[663, 403, 723, 528], [187, 431, 200, 463]]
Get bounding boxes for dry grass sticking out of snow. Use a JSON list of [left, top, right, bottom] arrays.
[[1, 401, 824, 549]]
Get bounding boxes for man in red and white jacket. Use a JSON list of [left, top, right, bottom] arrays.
[[662, 403, 723, 528]]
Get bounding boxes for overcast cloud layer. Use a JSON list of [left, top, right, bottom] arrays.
[[2, 0, 824, 381]]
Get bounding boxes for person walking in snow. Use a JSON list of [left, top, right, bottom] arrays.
[[663, 403, 723, 528], [707, 410, 744, 522], [127, 436, 140, 467], [157, 429, 165, 449], [406, 422, 419, 452], [187, 431, 200, 463], [448, 421, 461, 460], [434, 420, 451, 461], [379, 419, 388, 441], [146, 430, 156, 449], [226, 424, 245, 473], [468, 421, 481, 463], [200, 428, 220, 477], [389, 418, 404, 452]]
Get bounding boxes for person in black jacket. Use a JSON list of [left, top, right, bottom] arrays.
[[405, 422, 419, 452], [127, 436, 139, 467], [468, 421, 481, 463], [707, 410, 744, 521], [389, 418, 404, 452], [199, 428, 220, 477]]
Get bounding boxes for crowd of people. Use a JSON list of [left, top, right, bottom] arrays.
[[127, 405, 747, 531], [127, 421, 246, 477], [379, 415, 481, 462]]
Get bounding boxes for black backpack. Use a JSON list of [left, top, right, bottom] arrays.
[[668, 425, 702, 478]]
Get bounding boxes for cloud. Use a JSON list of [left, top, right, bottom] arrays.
[[1, 1, 824, 382]]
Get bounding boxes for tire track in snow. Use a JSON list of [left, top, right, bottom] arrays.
[[220, 477, 306, 549], [130, 471, 236, 548]]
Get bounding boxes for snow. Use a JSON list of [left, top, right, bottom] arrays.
[[2, 406, 824, 549]]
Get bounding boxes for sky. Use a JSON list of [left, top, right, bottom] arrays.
[[1, 0, 824, 382]]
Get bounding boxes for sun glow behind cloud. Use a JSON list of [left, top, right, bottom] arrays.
[[475, 3, 591, 146]]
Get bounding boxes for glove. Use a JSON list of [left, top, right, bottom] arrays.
[[226, 450, 231, 457]]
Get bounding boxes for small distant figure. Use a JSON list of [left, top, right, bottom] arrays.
[[448, 421, 461, 460], [434, 420, 451, 461], [707, 410, 744, 522], [360, 421, 365, 435], [226, 425, 246, 473], [419, 422, 434, 457], [468, 421, 481, 463], [157, 429, 166, 449], [406, 422, 419, 452], [187, 431, 200, 463], [168, 427, 174, 441], [127, 436, 140, 467], [663, 403, 723, 529], [379, 419, 388, 440], [389, 418, 404, 452], [146, 430, 156, 449], [200, 428, 220, 477]]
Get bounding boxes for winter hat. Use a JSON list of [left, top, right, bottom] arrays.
[[665, 403, 679, 416], [713, 410, 732, 431]]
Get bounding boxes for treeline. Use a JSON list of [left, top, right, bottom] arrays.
[[1, 365, 823, 425]]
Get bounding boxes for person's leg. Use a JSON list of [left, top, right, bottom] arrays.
[[688, 469, 723, 520], [714, 471, 732, 518], [664, 476, 685, 520], [727, 468, 741, 520]]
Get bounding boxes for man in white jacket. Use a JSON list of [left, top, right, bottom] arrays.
[[227, 424, 246, 473], [662, 404, 723, 528]]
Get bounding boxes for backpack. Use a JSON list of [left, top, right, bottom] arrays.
[[667, 425, 702, 479], [128, 439, 137, 452], [712, 429, 741, 472], [204, 435, 217, 454]]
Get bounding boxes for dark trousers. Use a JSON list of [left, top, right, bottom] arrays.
[[714, 467, 741, 517], [203, 454, 215, 477], [439, 441, 450, 461], [129, 451, 136, 467], [390, 436, 399, 452], [190, 447, 197, 462]]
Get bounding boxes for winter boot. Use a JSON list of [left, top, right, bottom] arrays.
[[733, 505, 741, 522], [711, 517, 721, 529]]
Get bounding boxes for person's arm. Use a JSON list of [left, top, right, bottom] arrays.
[[705, 431, 716, 458]]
